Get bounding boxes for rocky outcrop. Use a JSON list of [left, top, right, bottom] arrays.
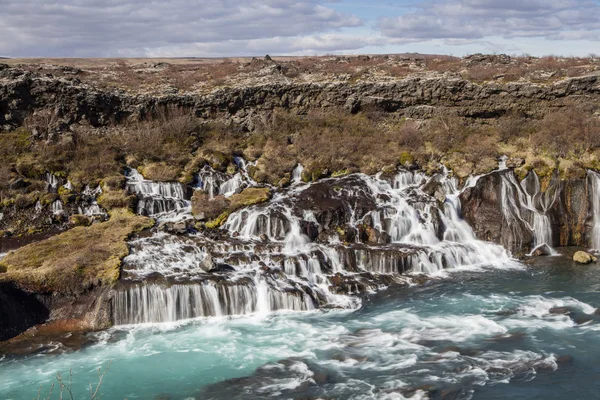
[[460, 171, 533, 254], [2, 65, 600, 132], [460, 169, 595, 254]]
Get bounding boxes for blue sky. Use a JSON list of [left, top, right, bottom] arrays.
[[0, 0, 599, 57]]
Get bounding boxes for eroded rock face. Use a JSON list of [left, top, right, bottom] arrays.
[[2, 66, 600, 132], [460, 170, 533, 254], [460, 170, 594, 254]]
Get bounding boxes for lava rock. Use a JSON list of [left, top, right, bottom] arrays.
[[549, 306, 571, 315], [209, 263, 235, 273]]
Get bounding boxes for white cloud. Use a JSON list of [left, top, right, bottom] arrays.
[[379, 0, 600, 42], [0, 0, 363, 56]]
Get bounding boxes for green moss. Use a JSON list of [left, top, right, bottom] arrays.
[[57, 186, 72, 196], [25, 227, 43, 235], [199, 188, 272, 229], [40, 193, 58, 206], [0, 208, 154, 294], [226, 163, 237, 175], [229, 188, 272, 210], [331, 169, 350, 178], [205, 211, 231, 229], [399, 151, 415, 166]]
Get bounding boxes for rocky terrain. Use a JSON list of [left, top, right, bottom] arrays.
[[1, 53, 600, 350]]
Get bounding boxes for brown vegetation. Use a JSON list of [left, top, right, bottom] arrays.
[[0, 209, 153, 294]]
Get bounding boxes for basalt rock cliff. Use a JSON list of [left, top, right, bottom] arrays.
[[1, 64, 599, 133]]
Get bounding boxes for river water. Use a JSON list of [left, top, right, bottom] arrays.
[[1, 256, 599, 399]]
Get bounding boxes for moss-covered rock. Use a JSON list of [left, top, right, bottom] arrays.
[[573, 251, 597, 264], [0, 209, 154, 294], [191, 192, 230, 221], [69, 214, 91, 227], [97, 189, 134, 211], [138, 162, 181, 182], [229, 188, 271, 209], [193, 187, 272, 229], [206, 211, 231, 229]]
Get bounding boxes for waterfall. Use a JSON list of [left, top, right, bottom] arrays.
[[292, 164, 304, 184], [113, 167, 514, 326], [589, 170, 600, 251], [45, 173, 60, 192], [498, 171, 558, 254], [113, 280, 315, 325], [197, 158, 257, 199], [51, 200, 63, 215], [126, 169, 189, 217], [63, 180, 74, 191]]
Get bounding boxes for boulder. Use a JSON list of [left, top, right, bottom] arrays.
[[199, 254, 215, 272], [573, 251, 597, 264], [192, 192, 230, 221], [531, 244, 552, 256], [549, 306, 571, 315], [421, 175, 447, 204]]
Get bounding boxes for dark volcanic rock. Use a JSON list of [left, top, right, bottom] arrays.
[[2, 65, 600, 131], [460, 170, 533, 254], [0, 282, 49, 341]]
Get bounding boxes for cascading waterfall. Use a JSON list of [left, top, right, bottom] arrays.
[[498, 171, 558, 254], [113, 166, 513, 325], [126, 169, 189, 217], [51, 200, 63, 215], [292, 164, 304, 184], [45, 173, 60, 192], [588, 170, 600, 251], [197, 157, 257, 199]]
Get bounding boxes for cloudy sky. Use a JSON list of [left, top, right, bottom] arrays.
[[0, 0, 599, 57]]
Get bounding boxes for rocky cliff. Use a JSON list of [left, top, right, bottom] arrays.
[[2, 63, 600, 133]]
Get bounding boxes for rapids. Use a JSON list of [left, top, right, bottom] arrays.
[[2, 259, 600, 399]]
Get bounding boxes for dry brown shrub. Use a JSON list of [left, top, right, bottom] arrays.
[[496, 112, 531, 142], [397, 120, 424, 151], [532, 107, 600, 157], [465, 66, 503, 82], [113, 106, 202, 168], [424, 115, 471, 154], [424, 57, 462, 73]]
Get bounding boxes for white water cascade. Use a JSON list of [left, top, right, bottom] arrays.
[[126, 169, 189, 217], [292, 164, 304, 184], [588, 170, 600, 251], [197, 157, 257, 199], [499, 171, 558, 254], [51, 200, 63, 215], [113, 167, 514, 325]]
